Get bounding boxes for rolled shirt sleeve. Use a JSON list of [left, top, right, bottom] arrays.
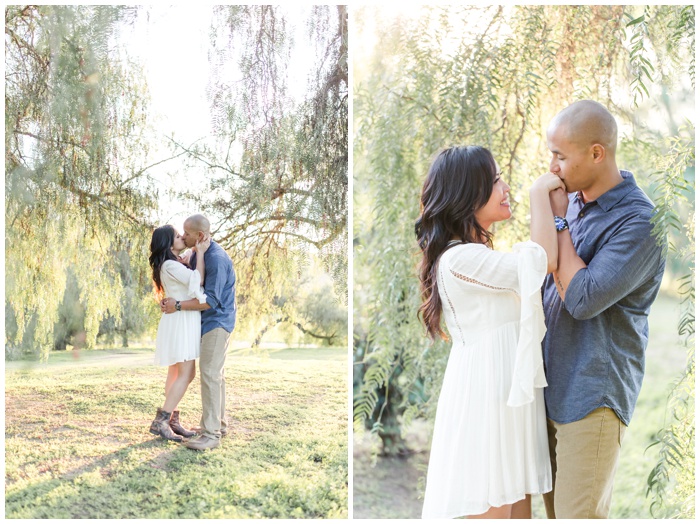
[[564, 217, 663, 320]]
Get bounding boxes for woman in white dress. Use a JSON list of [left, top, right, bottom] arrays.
[[147, 225, 210, 442], [415, 146, 567, 518]]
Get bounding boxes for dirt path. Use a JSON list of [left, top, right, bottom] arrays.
[[352, 421, 430, 519]]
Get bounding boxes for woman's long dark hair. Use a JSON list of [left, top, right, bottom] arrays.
[[415, 145, 499, 341], [149, 225, 179, 294]]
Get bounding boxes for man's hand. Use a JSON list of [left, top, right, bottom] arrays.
[[550, 187, 569, 217], [161, 297, 177, 314]]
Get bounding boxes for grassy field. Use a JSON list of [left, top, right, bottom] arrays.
[[353, 292, 689, 519], [5, 345, 348, 519]]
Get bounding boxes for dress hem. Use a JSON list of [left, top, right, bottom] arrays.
[[154, 356, 198, 367], [422, 486, 552, 519]]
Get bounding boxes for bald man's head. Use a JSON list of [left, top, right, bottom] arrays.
[[184, 214, 211, 234], [182, 213, 211, 248], [547, 100, 622, 197], [549, 100, 618, 154]]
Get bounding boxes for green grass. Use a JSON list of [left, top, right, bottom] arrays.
[[354, 292, 690, 518], [5, 345, 348, 519]]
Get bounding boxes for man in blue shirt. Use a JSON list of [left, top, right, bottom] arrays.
[[161, 214, 236, 450], [541, 100, 666, 518]]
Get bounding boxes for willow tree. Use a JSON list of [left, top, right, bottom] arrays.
[[353, 4, 694, 516], [5, 6, 158, 357], [171, 5, 348, 341]]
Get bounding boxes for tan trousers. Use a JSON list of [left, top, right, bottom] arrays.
[[199, 327, 230, 439], [543, 407, 627, 519]]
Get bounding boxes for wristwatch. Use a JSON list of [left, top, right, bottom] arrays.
[[554, 216, 569, 232], [175, 300, 181, 311]]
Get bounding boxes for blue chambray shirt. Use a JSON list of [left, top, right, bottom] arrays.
[[191, 240, 236, 336], [542, 171, 666, 426]]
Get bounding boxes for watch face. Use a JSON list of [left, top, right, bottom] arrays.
[[554, 216, 568, 231]]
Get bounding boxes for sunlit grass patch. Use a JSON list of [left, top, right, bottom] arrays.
[[5, 345, 348, 519]]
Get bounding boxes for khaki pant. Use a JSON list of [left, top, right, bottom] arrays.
[[199, 327, 231, 439], [543, 407, 627, 519]]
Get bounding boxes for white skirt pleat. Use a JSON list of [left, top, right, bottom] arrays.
[[154, 309, 201, 366], [422, 322, 551, 519]]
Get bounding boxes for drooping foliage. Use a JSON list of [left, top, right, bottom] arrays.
[[246, 254, 348, 348], [171, 5, 348, 343], [353, 4, 694, 516], [174, 6, 347, 272], [5, 5, 158, 358]]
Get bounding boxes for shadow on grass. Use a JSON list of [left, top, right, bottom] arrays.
[[6, 345, 348, 519], [7, 426, 345, 518], [7, 437, 232, 518]]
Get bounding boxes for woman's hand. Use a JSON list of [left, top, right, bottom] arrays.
[[194, 235, 211, 255], [529, 173, 568, 274], [550, 187, 569, 217], [531, 172, 565, 193]]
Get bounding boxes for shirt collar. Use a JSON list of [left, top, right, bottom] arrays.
[[204, 240, 218, 257], [573, 170, 637, 212]]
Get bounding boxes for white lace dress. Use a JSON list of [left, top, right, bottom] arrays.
[[154, 259, 208, 366], [422, 241, 552, 519]]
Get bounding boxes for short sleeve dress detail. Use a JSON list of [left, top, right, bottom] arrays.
[[421, 240, 552, 519], [154, 260, 208, 366]]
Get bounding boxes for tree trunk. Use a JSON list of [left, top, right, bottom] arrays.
[[252, 316, 336, 347], [252, 317, 285, 348]]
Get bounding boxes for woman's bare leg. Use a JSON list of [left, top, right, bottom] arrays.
[[467, 504, 512, 519], [511, 495, 532, 519], [163, 360, 196, 412], [164, 364, 178, 398]]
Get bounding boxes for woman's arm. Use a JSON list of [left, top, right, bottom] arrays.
[[549, 187, 585, 301], [193, 235, 210, 285], [529, 173, 565, 274]]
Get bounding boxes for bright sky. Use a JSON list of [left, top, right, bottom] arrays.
[[117, 6, 212, 232], [134, 6, 212, 141]]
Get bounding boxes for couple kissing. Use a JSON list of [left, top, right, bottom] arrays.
[[147, 214, 236, 451]]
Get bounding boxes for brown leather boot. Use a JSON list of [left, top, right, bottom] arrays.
[[169, 410, 196, 438], [149, 408, 183, 442]]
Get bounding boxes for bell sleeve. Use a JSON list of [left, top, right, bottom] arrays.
[[506, 240, 548, 407]]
